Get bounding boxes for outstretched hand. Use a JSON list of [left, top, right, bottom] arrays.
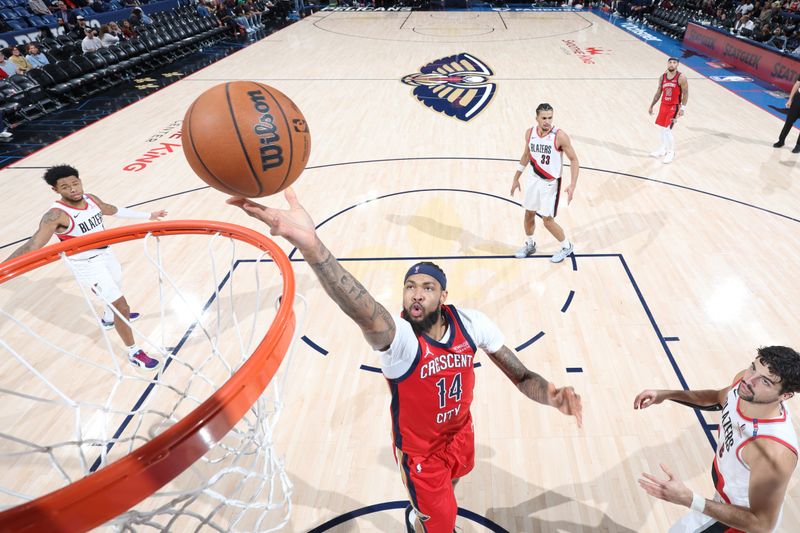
[[638, 463, 692, 508], [633, 389, 664, 410], [149, 209, 168, 220], [547, 382, 583, 428], [510, 178, 521, 197], [227, 188, 318, 252]]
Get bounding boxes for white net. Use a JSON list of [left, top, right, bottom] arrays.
[[0, 225, 300, 532]]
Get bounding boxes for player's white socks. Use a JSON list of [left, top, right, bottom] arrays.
[[127, 344, 141, 356], [526, 235, 535, 246], [662, 127, 674, 153], [560, 238, 571, 250]]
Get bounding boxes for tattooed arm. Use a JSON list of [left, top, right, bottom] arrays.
[[227, 189, 396, 350], [300, 239, 396, 350], [488, 345, 583, 427], [5, 209, 67, 261]]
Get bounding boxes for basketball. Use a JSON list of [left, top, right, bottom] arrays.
[[182, 81, 311, 198]]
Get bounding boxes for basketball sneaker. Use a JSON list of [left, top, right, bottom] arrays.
[[129, 350, 160, 371], [650, 148, 666, 158], [0, 130, 12, 138], [663, 151, 675, 164], [101, 312, 140, 329], [514, 241, 536, 258], [551, 242, 574, 263]]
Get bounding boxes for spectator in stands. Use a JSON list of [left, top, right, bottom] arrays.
[[9, 47, 33, 74], [718, 10, 735, 29], [773, 74, 800, 152], [759, 1, 779, 24], [81, 27, 103, 53], [25, 44, 49, 69], [28, 0, 51, 15], [0, 54, 21, 77], [0, 113, 12, 139], [68, 15, 89, 40], [107, 22, 125, 40], [53, 2, 72, 30], [129, 7, 153, 25], [786, 29, 800, 50], [37, 26, 55, 40], [99, 24, 120, 47], [120, 19, 136, 38], [753, 22, 772, 41], [90, 0, 106, 12], [197, 0, 211, 16], [736, 0, 755, 14], [233, 4, 255, 33], [735, 13, 756, 34]]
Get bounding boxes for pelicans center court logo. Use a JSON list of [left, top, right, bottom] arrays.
[[401, 53, 495, 122]]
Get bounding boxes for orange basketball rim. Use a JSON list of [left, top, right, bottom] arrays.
[[0, 220, 296, 532]]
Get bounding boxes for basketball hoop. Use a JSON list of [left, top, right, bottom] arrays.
[[0, 221, 297, 532]]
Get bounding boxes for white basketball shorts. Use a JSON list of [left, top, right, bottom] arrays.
[[523, 171, 561, 217], [66, 247, 124, 304]]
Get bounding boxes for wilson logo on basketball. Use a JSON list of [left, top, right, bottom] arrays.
[[248, 90, 284, 171], [401, 53, 496, 122]]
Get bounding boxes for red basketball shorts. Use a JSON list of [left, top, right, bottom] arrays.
[[395, 419, 475, 533], [656, 104, 679, 128]]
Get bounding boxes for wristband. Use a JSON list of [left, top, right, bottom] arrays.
[[690, 492, 706, 513], [516, 163, 526, 173], [680, 104, 686, 110], [115, 207, 150, 219]]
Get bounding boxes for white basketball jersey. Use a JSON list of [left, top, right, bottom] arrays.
[[713, 382, 798, 514], [51, 195, 106, 259], [528, 126, 563, 181]]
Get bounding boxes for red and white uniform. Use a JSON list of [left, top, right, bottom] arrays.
[[378, 305, 503, 533], [656, 71, 682, 128], [669, 383, 798, 533], [51, 195, 123, 303], [523, 126, 563, 217]]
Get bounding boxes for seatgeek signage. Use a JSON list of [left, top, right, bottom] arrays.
[[0, 0, 178, 48], [684, 22, 800, 92]]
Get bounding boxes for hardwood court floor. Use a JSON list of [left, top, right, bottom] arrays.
[[0, 10, 798, 532]]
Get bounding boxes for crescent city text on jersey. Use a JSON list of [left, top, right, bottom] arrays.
[[419, 353, 475, 379]]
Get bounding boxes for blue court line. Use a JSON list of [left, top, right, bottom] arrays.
[[664, 337, 680, 342], [561, 290, 575, 313], [89, 259, 240, 472], [570, 254, 578, 271], [302, 335, 329, 355], [5, 159, 800, 253], [515, 331, 545, 352], [616, 255, 717, 450], [566, 367, 583, 373], [308, 499, 509, 533]]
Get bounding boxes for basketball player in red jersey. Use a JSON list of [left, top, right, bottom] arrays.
[[510, 103, 580, 264], [648, 57, 689, 164], [634, 346, 799, 532], [4, 165, 167, 370], [228, 189, 583, 533]]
